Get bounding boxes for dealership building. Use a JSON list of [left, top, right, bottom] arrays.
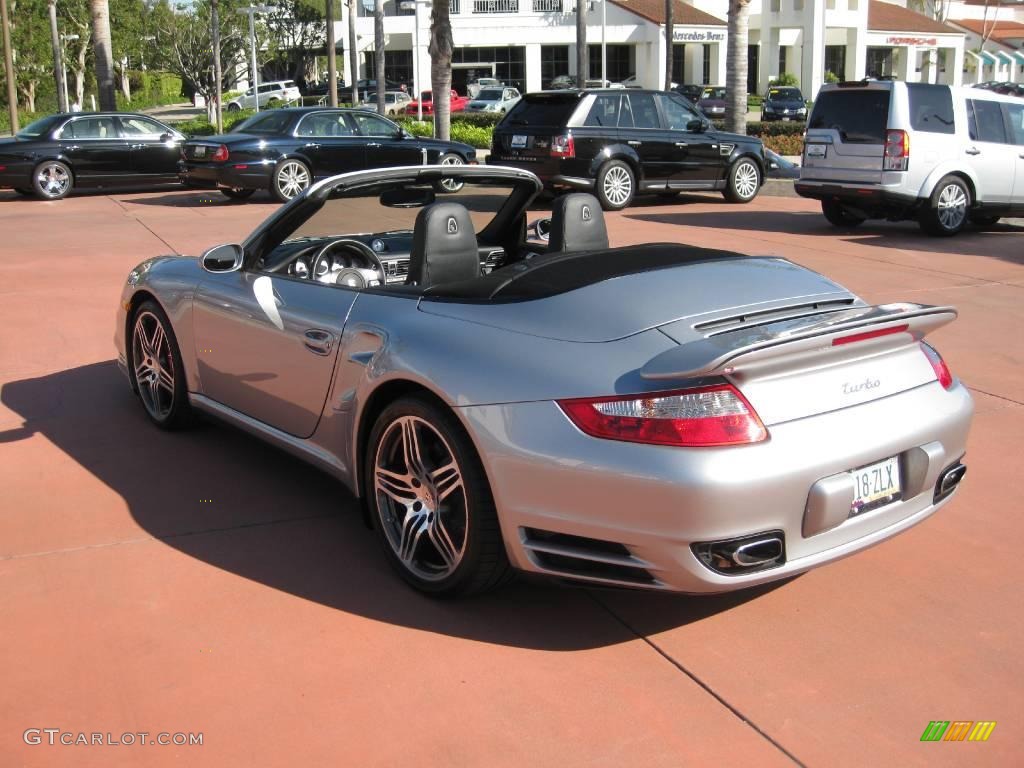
[[343, 0, 1024, 98]]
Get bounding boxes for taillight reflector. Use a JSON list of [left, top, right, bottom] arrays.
[[832, 324, 909, 346], [551, 133, 575, 159], [211, 144, 230, 163], [883, 129, 909, 171], [557, 384, 768, 448], [920, 342, 954, 390]]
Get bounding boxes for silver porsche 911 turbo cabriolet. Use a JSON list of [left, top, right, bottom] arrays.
[[115, 165, 973, 597]]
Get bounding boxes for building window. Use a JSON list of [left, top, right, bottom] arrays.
[[866, 47, 894, 78], [589, 44, 634, 82], [825, 45, 846, 81], [779, 46, 787, 77], [362, 50, 413, 90], [451, 46, 526, 92], [748, 44, 758, 94], [702, 43, 711, 84], [541, 45, 570, 88], [672, 44, 685, 85]]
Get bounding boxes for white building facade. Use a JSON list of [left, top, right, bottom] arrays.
[[342, 0, 974, 100]]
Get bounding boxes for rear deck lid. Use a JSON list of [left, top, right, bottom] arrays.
[[802, 84, 892, 183]]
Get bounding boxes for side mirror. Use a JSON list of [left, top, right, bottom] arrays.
[[531, 218, 551, 242], [686, 118, 706, 132], [201, 243, 245, 273]]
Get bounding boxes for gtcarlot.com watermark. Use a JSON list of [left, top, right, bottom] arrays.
[[24, 729, 203, 747]]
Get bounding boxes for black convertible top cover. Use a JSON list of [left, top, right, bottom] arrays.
[[422, 243, 748, 302]]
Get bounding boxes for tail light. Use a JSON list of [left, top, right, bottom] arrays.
[[551, 133, 575, 159], [920, 342, 954, 390], [883, 129, 909, 171], [211, 144, 230, 163], [557, 384, 768, 448]]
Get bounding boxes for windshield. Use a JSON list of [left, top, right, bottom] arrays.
[[420, 91, 433, 101], [230, 111, 294, 135], [16, 115, 63, 138], [477, 89, 504, 101], [767, 87, 802, 100], [701, 88, 726, 100]]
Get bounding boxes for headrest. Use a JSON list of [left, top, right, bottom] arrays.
[[547, 193, 609, 253], [407, 203, 480, 288]]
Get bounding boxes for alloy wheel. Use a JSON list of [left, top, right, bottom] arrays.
[[373, 415, 468, 581], [276, 161, 310, 200], [937, 183, 967, 231], [131, 310, 176, 421], [36, 162, 71, 199], [439, 154, 465, 193], [733, 161, 759, 200], [602, 165, 632, 207]]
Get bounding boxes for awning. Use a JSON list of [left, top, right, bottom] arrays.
[[995, 50, 1015, 64], [1014, 51, 1024, 65], [979, 51, 999, 65]]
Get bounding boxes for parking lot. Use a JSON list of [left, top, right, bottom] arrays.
[[0, 187, 1020, 766]]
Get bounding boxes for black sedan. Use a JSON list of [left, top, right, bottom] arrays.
[[179, 107, 477, 202], [0, 112, 184, 200]]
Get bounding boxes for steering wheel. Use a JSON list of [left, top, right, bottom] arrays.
[[311, 239, 385, 285]]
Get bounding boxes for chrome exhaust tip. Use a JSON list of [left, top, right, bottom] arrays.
[[693, 531, 786, 576], [934, 462, 967, 504]]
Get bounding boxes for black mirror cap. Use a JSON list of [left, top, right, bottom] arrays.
[[686, 118, 707, 132], [201, 243, 245, 273]]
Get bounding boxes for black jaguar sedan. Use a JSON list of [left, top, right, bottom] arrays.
[[0, 112, 184, 200], [179, 107, 477, 202]]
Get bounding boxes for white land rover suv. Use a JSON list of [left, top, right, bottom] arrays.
[[796, 80, 1024, 236], [227, 80, 302, 112]]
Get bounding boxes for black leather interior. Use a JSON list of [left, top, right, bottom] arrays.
[[407, 203, 481, 288], [547, 193, 609, 254]]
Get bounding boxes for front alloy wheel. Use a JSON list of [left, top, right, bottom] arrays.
[[724, 158, 760, 203], [272, 159, 311, 202], [129, 302, 190, 429], [367, 396, 510, 596], [32, 161, 73, 200]]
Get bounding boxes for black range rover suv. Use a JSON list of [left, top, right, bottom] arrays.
[[488, 89, 766, 210]]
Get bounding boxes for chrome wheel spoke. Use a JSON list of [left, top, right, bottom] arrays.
[[427, 513, 460, 569], [157, 366, 175, 393], [431, 460, 463, 503], [375, 467, 418, 504], [398, 508, 429, 564], [400, 418, 427, 477]]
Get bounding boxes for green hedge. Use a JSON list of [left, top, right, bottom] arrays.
[[177, 110, 255, 137], [117, 71, 183, 111]]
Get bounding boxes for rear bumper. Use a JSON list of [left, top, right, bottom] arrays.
[[487, 156, 593, 191], [459, 380, 973, 593], [795, 180, 920, 209], [178, 161, 273, 191]]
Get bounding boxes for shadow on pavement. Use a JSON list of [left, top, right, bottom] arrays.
[[1, 361, 784, 650], [625, 209, 1024, 264], [117, 191, 280, 207]]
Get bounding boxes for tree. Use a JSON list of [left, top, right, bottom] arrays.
[[10, 0, 52, 113], [348, 0, 357, 105], [908, 0, 952, 23], [575, 0, 586, 88], [663, 0, 673, 91], [61, 0, 94, 107], [90, 0, 116, 110], [374, 0, 384, 113], [724, 0, 750, 134], [263, 1, 326, 87], [428, 0, 452, 140]]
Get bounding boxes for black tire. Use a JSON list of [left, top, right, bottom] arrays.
[[31, 160, 74, 200], [821, 199, 864, 228], [919, 175, 970, 237], [595, 159, 635, 211], [227, 103, 241, 113], [364, 395, 512, 597], [969, 213, 1000, 228], [270, 158, 312, 202], [723, 157, 761, 203], [14, 187, 33, 196], [128, 300, 192, 430], [220, 187, 256, 200]]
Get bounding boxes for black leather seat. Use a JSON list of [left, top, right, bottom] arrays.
[[407, 203, 481, 288], [547, 193, 609, 254]]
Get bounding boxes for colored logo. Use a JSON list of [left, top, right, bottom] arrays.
[[920, 721, 996, 742]]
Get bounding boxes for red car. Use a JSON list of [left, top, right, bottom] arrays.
[[406, 89, 469, 117]]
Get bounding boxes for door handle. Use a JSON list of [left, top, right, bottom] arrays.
[[130, 143, 146, 150], [675, 142, 689, 148], [304, 142, 321, 149], [965, 147, 981, 156], [62, 144, 80, 151], [303, 329, 335, 355], [367, 142, 382, 148], [627, 140, 642, 146]]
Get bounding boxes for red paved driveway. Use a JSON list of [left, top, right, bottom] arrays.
[[0, 188, 1020, 767]]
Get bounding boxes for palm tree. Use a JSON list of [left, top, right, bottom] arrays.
[[428, 0, 453, 140], [664, 0, 673, 91], [725, 0, 750, 134], [326, 0, 338, 106], [575, 0, 587, 88], [90, 0, 116, 110], [374, 0, 385, 113], [348, 0, 358, 105]]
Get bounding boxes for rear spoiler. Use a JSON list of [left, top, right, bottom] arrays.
[[642, 303, 957, 381]]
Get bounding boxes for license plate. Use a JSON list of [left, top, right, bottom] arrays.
[[806, 144, 827, 158], [193, 145, 207, 158], [511, 135, 528, 148], [849, 456, 901, 515]]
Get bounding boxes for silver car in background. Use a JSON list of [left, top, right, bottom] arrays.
[[466, 87, 521, 114], [114, 165, 972, 597]]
